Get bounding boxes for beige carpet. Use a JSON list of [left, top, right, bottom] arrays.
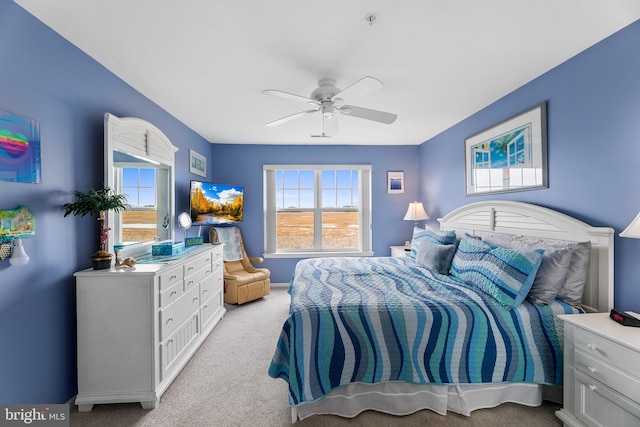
[[70, 287, 562, 426]]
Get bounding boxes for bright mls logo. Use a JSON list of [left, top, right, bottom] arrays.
[[0, 405, 68, 427]]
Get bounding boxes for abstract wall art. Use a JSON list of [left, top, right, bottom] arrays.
[[0, 109, 41, 184]]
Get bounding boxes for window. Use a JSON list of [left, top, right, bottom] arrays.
[[264, 165, 372, 257], [116, 167, 159, 243], [122, 167, 157, 208]]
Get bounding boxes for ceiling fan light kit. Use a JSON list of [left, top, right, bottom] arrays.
[[262, 76, 397, 136]]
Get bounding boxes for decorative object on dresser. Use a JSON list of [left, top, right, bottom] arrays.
[[403, 201, 429, 226], [209, 226, 270, 304], [556, 313, 640, 426], [0, 205, 35, 266], [62, 187, 128, 269], [74, 244, 225, 411]]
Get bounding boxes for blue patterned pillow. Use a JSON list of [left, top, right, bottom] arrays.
[[450, 234, 544, 309], [409, 226, 457, 259]]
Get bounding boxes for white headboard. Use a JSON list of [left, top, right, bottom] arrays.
[[438, 200, 614, 313]]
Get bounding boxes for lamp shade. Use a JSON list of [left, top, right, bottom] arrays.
[[620, 212, 640, 238], [9, 239, 29, 267], [403, 201, 429, 223]]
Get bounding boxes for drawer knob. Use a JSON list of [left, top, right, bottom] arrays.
[[193, 297, 199, 303], [587, 343, 597, 351], [203, 289, 208, 294], [170, 290, 177, 296], [170, 275, 177, 280], [588, 384, 597, 392], [587, 366, 597, 374], [166, 317, 174, 324]]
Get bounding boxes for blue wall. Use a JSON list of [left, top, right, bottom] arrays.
[[420, 19, 640, 312], [206, 144, 421, 283], [0, 0, 212, 404]]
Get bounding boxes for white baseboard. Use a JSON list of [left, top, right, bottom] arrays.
[[271, 282, 290, 288]]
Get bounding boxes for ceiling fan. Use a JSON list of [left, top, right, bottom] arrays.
[[262, 76, 397, 137]]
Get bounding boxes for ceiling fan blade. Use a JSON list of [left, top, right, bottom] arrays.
[[262, 89, 318, 106], [265, 109, 317, 127], [339, 105, 397, 124], [333, 76, 383, 102]]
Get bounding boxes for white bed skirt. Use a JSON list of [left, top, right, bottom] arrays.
[[291, 382, 562, 422]]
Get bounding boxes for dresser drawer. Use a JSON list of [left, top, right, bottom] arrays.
[[159, 266, 183, 291], [212, 253, 223, 274], [200, 274, 222, 302], [184, 251, 212, 278], [159, 285, 200, 341], [574, 328, 640, 376], [159, 282, 183, 308], [573, 369, 640, 427], [575, 349, 640, 405], [160, 313, 200, 382], [201, 287, 223, 330], [184, 264, 212, 292]]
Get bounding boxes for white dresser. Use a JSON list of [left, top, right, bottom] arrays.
[[74, 244, 224, 411], [556, 313, 640, 427]]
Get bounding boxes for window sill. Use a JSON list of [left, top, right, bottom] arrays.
[[263, 251, 374, 259]]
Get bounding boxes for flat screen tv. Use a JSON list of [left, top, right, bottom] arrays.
[[190, 180, 244, 225]]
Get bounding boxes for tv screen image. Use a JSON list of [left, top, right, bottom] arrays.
[[190, 180, 244, 225]]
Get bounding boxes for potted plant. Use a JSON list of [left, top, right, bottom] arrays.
[[63, 187, 129, 270]]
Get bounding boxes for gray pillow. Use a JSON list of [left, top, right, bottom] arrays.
[[481, 233, 573, 305], [415, 240, 456, 275], [556, 241, 591, 307]]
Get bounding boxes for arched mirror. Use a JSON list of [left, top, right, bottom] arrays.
[[104, 113, 178, 257]]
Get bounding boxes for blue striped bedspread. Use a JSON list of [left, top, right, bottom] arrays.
[[268, 256, 581, 405]]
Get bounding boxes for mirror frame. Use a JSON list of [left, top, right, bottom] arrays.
[[104, 113, 178, 257]]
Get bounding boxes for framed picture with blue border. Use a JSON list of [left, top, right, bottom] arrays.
[[465, 102, 547, 196], [0, 109, 41, 184], [189, 149, 206, 177], [387, 171, 404, 194]]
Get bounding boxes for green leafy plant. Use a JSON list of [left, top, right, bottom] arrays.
[[63, 187, 129, 267], [63, 187, 129, 218]]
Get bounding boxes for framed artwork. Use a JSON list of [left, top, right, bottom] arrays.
[[387, 171, 404, 194], [0, 109, 41, 184], [189, 149, 206, 177], [465, 102, 547, 196]]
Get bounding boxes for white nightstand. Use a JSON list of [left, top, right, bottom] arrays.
[[390, 246, 410, 258], [556, 312, 640, 427]]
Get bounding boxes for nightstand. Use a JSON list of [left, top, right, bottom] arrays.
[[390, 246, 410, 258], [556, 312, 640, 427]]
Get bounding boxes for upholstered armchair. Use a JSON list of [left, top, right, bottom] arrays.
[[209, 226, 270, 304]]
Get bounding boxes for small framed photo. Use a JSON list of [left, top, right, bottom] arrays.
[[387, 171, 404, 194], [465, 102, 547, 195], [189, 149, 206, 177]]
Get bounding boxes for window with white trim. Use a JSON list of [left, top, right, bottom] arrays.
[[263, 165, 372, 257]]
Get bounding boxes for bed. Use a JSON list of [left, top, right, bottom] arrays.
[[269, 200, 614, 422]]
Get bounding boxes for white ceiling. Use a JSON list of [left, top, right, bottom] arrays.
[[14, 1, 640, 145]]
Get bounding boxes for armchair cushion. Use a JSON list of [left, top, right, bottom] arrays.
[[210, 226, 271, 304]]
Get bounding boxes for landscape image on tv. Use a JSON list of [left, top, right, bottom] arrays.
[[190, 181, 244, 225]]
